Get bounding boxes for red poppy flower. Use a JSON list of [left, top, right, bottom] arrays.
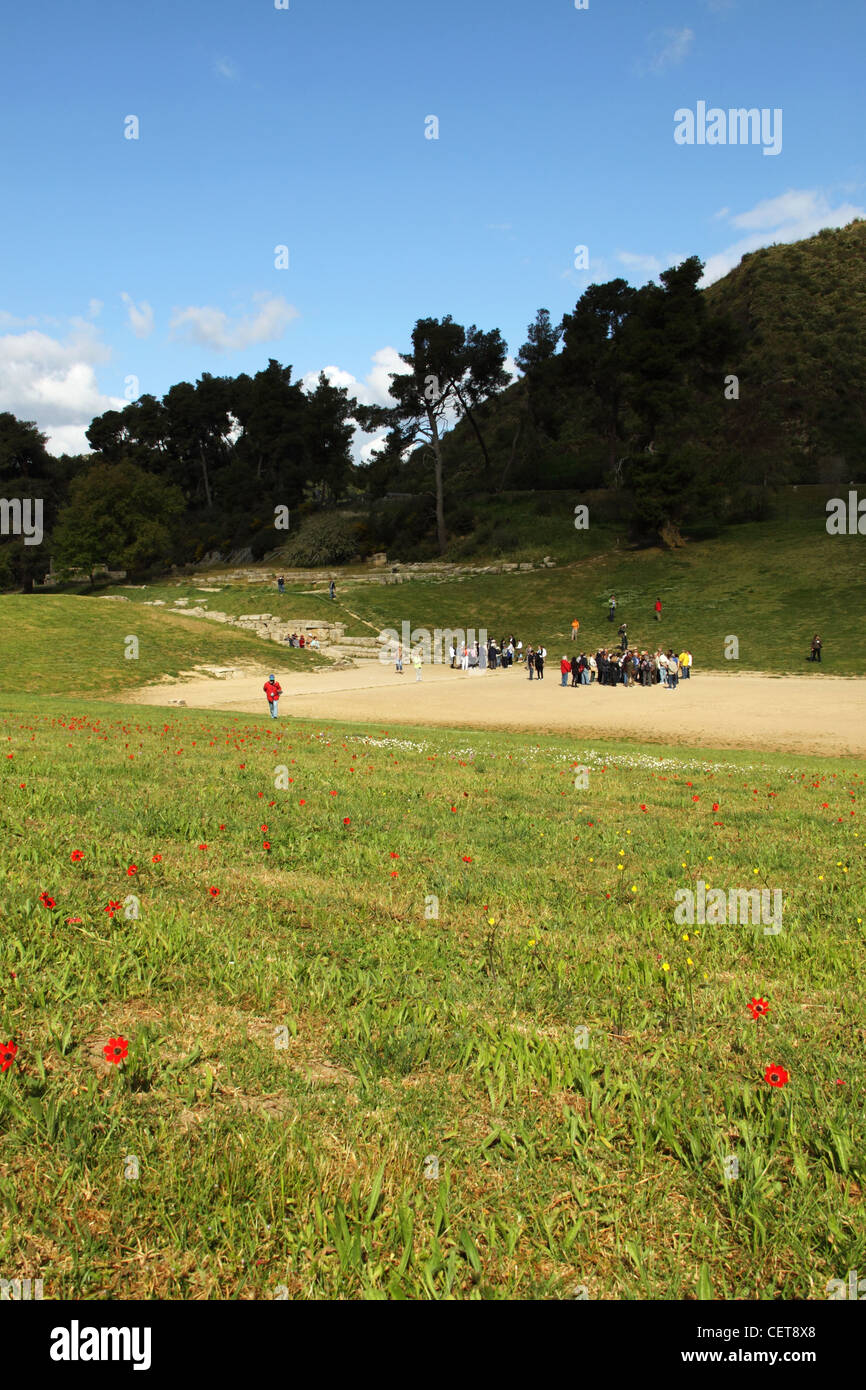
[[152, 854, 162, 863], [692, 795, 699, 802], [260, 824, 268, 832], [639, 804, 647, 811], [103, 1037, 128, 1065], [104, 899, 122, 917], [263, 841, 271, 850], [299, 799, 306, 806], [39, 893, 56, 909], [390, 870, 398, 878], [390, 852, 399, 859], [127, 865, 138, 876], [462, 855, 472, 863], [65, 916, 83, 924], [343, 817, 351, 826], [450, 806, 457, 812], [70, 850, 84, 862], [748, 996, 770, 1019], [764, 1064, 789, 1088], [208, 886, 220, 897], [0, 1040, 18, 1072], [329, 790, 337, 797], [712, 803, 719, 811]]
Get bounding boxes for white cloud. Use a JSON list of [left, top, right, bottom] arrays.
[[120, 291, 154, 339], [617, 251, 663, 275], [645, 26, 695, 73], [169, 293, 298, 352], [301, 346, 404, 408], [0, 323, 125, 455], [0, 310, 40, 329], [214, 57, 239, 80], [700, 191, 865, 285], [88, 298, 104, 319]]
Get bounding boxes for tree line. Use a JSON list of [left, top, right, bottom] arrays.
[[2, 231, 863, 589]]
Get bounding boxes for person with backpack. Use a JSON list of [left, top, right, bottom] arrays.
[[263, 673, 282, 718]]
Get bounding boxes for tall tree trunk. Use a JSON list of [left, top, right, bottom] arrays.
[[453, 385, 491, 474], [427, 409, 447, 554], [198, 443, 213, 509]]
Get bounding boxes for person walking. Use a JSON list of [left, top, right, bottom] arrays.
[[608, 594, 617, 623], [277, 576, 285, 596], [263, 673, 282, 718], [329, 579, 336, 601], [571, 619, 580, 642], [561, 655, 571, 687], [527, 645, 535, 679], [395, 642, 403, 674], [619, 622, 628, 653], [654, 597, 662, 622], [536, 646, 546, 680], [810, 634, 822, 663], [413, 649, 423, 681]]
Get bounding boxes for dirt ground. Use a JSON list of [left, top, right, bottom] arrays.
[[127, 661, 866, 758]]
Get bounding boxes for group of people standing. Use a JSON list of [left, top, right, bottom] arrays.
[[560, 647, 693, 689]]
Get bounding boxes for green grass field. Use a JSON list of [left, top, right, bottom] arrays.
[[0, 596, 329, 698], [0, 695, 862, 1299], [94, 494, 866, 676]]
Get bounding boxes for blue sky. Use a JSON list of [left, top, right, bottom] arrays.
[[1, 0, 863, 457]]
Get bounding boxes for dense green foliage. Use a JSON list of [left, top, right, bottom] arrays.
[[2, 222, 864, 586]]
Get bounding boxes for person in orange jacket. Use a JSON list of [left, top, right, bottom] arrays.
[[263, 674, 282, 718]]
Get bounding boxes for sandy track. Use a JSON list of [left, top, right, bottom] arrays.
[[127, 663, 866, 757]]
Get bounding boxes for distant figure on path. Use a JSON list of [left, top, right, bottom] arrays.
[[667, 650, 679, 690], [395, 642, 403, 673], [413, 649, 423, 681], [619, 622, 628, 652], [277, 576, 285, 595], [527, 645, 535, 679], [535, 646, 546, 680], [608, 595, 616, 623], [810, 634, 822, 662], [299, 634, 305, 648], [571, 619, 580, 642], [263, 673, 282, 719], [560, 656, 570, 686], [679, 648, 691, 679], [654, 597, 662, 622], [329, 580, 336, 601]]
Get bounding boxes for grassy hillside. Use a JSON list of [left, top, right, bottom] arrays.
[[0, 596, 328, 698], [97, 491, 866, 677], [0, 696, 861, 1298]]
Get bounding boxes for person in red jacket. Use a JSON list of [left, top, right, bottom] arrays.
[[654, 597, 662, 622], [263, 674, 282, 719], [560, 655, 571, 687]]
